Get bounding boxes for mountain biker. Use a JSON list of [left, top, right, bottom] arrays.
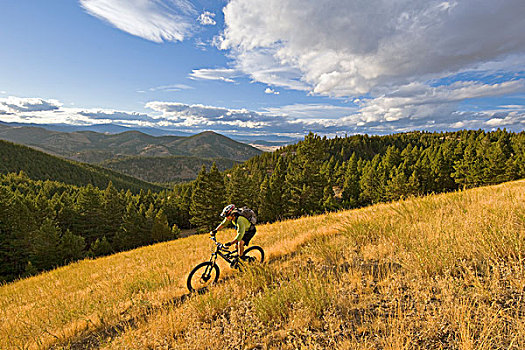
[[210, 204, 256, 266]]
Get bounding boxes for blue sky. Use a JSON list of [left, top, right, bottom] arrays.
[[1, 0, 524, 141]]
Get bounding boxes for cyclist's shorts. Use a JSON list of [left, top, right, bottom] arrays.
[[241, 226, 256, 246]]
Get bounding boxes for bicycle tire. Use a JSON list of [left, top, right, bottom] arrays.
[[187, 261, 220, 292], [243, 246, 265, 264]]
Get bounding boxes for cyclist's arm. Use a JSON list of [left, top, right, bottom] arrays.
[[211, 217, 230, 234]]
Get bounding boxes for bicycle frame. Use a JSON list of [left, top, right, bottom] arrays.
[[208, 236, 238, 265]]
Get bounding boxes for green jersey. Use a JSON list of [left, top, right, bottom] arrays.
[[220, 215, 252, 241]]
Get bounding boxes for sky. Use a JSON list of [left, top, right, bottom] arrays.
[[0, 0, 524, 141]]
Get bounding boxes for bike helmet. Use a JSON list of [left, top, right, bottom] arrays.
[[221, 204, 236, 217]]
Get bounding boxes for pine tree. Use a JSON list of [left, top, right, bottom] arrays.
[[73, 184, 104, 245], [285, 133, 328, 217], [190, 164, 226, 233], [59, 230, 85, 263], [30, 219, 61, 271], [150, 209, 173, 242], [88, 236, 113, 257], [342, 153, 360, 208], [101, 182, 126, 244], [226, 166, 255, 208], [268, 156, 288, 221], [257, 176, 274, 223]]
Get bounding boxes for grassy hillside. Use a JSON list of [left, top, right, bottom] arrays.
[[100, 156, 238, 184], [0, 140, 165, 192], [1, 180, 524, 349]]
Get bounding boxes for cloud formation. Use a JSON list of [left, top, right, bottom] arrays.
[[1, 95, 523, 139], [198, 11, 216, 26], [264, 87, 279, 95], [189, 68, 240, 83], [0, 96, 62, 113], [80, 0, 197, 43], [218, 0, 525, 97]]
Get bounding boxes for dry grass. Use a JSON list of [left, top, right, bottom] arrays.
[[2, 180, 525, 349]]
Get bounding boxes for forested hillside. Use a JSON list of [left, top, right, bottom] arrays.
[[100, 156, 238, 184], [0, 174, 180, 282], [0, 140, 164, 192], [185, 129, 524, 228]]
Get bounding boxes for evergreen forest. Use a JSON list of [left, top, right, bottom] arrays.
[[1, 129, 524, 283]]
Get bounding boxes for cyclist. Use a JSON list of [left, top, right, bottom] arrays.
[[210, 204, 256, 266]]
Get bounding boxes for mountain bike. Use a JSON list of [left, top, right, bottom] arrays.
[[187, 236, 265, 292]]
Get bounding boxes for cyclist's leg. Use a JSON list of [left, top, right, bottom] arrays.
[[237, 239, 245, 257], [242, 227, 256, 247]]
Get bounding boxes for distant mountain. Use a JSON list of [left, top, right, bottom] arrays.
[[0, 124, 262, 163], [0, 121, 192, 137], [101, 156, 238, 184], [0, 140, 165, 192]]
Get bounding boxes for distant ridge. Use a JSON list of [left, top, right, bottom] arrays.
[[0, 123, 262, 163], [0, 139, 165, 192]]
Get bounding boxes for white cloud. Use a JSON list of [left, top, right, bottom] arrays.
[[342, 80, 525, 126], [147, 84, 194, 92], [80, 0, 197, 43], [0, 96, 62, 113], [264, 87, 279, 95], [218, 0, 525, 97], [198, 11, 216, 26], [189, 68, 240, 83]]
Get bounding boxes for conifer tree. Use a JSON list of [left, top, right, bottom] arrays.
[[226, 166, 255, 208], [88, 236, 113, 257], [30, 219, 61, 271], [342, 153, 360, 208], [150, 209, 173, 242], [59, 230, 85, 263], [268, 156, 288, 221], [257, 176, 274, 223], [285, 133, 328, 216], [190, 164, 226, 232]]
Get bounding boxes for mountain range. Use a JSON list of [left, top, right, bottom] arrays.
[[0, 123, 262, 183]]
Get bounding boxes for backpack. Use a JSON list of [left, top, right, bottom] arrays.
[[235, 206, 257, 225]]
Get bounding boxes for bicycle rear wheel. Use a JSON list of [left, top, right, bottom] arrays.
[[187, 261, 220, 292], [242, 246, 265, 264]]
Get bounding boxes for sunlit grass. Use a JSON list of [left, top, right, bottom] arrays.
[[1, 180, 524, 349]]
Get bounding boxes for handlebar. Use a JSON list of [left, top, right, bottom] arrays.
[[210, 235, 227, 250]]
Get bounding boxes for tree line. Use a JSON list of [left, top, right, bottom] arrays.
[[1, 129, 524, 282]]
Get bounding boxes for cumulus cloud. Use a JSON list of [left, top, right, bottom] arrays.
[[80, 0, 197, 43], [264, 87, 279, 95], [218, 0, 525, 97], [198, 11, 216, 26], [344, 80, 525, 125]]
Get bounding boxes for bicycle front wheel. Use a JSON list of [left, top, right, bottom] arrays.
[[242, 246, 265, 264], [187, 261, 220, 292]]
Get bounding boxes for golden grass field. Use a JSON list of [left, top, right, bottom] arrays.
[[1, 180, 524, 349]]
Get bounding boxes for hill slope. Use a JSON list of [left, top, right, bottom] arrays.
[[1, 180, 524, 349], [100, 155, 238, 183], [0, 140, 164, 192]]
